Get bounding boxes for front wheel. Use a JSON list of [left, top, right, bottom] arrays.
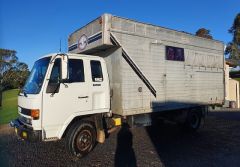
[[65, 121, 96, 158]]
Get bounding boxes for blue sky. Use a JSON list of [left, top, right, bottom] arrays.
[[0, 0, 239, 68]]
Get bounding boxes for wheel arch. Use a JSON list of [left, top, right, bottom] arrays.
[[58, 113, 103, 139]]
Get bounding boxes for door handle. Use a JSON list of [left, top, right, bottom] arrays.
[[78, 96, 89, 99]]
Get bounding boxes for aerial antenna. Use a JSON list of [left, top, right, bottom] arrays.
[[59, 38, 62, 52]]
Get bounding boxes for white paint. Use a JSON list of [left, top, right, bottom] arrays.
[[18, 53, 110, 139]]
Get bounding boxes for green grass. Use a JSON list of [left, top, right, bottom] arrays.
[[0, 89, 19, 125], [233, 78, 240, 82]]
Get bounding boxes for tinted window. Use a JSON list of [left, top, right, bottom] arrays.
[[49, 58, 61, 84], [166, 46, 185, 61], [69, 59, 84, 82], [91, 60, 103, 82]]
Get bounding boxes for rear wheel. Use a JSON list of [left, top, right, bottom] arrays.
[[65, 120, 96, 158], [184, 110, 202, 131]]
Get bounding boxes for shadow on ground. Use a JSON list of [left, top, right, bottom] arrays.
[[144, 110, 240, 167], [114, 123, 137, 167]]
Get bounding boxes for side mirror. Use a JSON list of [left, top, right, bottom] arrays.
[[61, 56, 68, 81]]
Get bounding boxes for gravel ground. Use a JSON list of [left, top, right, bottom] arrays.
[[1, 110, 240, 167]]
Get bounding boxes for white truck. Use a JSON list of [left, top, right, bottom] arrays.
[[10, 14, 225, 158]]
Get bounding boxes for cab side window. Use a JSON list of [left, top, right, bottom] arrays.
[[49, 58, 61, 84], [68, 59, 85, 82], [46, 58, 61, 93], [90, 60, 103, 82]]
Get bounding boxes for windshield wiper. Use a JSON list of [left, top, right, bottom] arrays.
[[23, 91, 28, 97], [21, 89, 28, 97]]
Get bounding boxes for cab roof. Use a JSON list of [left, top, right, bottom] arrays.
[[39, 53, 103, 61]]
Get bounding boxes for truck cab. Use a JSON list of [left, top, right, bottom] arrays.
[[11, 53, 110, 156]]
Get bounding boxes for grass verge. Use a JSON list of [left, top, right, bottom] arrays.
[[233, 78, 240, 82], [0, 89, 19, 125]]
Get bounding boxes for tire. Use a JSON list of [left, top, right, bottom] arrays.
[[65, 120, 96, 158], [184, 110, 202, 132]]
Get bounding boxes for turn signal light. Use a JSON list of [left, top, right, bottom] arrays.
[[31, 109, 40, 120]]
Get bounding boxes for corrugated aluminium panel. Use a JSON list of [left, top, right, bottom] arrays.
[[68, 13, 224, 116]]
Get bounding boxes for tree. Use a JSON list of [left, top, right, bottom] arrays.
[[0, 49, 17, 106], [2, 67, 17, 90], [195, 28, 213, 39], [15, 62, 30, 88], [2, 62, 29, 90], [225, 13, 240, 60], [0, 49, 18, 73], [0, 49, 29, 106]]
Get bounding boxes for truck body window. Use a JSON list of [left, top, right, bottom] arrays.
[[90, 60, 103, 82], [49, 58, 61, 83], [69, 59, 85, 82], [166, 46, 185, 61]]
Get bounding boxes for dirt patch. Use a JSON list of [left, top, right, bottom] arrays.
[[0, 124, 12, 136]]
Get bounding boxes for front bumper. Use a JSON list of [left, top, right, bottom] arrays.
[[10, 119, 42, 142]]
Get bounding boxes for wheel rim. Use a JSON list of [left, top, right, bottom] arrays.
[[190, 113, 199, 128], [76, 129, 92, 152]]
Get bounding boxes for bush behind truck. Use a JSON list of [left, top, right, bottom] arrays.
[[10, 14, 224, 158]]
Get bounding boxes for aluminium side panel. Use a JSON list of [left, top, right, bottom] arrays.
[[110, 16, 224, 116], [94, 48, 124, 115], [110, 17, 166, 115], [110, 31, 166, 115], [68, 14, 112, 54], [68, 14, 224, 116]]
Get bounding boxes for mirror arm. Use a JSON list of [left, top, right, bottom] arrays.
[[59, 79, 69, 88], [50, 53, 69, 64], [60, 53, 69, 80]]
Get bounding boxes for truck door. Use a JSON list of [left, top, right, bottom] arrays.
[[42, 58, 91, 138], [89, 60, 110, 113]]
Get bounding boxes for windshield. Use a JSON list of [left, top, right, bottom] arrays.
[[22, 57, 51, 94]]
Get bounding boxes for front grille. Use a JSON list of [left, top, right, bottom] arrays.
[[19, 115, 32, 125], [19, 107, 31, 116]]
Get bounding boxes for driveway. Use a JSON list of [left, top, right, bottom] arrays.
[[1, 110, 240, 167]]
